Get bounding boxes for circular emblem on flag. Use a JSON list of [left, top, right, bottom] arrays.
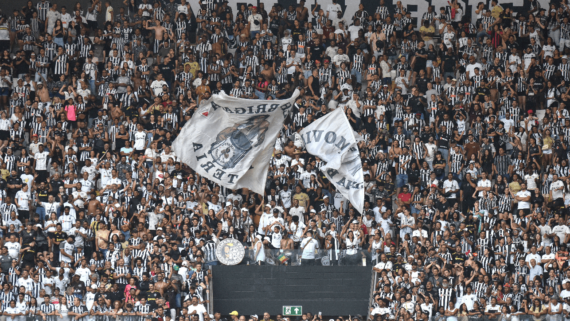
[[216, 238, 245, 265]]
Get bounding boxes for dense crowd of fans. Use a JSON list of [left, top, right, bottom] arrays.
[[3, 0, 570, 319]]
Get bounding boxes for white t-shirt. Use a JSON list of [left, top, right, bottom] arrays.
[[5, 241, 20, 259], [543, 44, 556, 57], [348, 25, 363, 41], [552, 225, 570, 242], [326, 3, 342, 16], [395, 77, 408, 94], [17, 277, 33, 292], [516, 190, 531, 209], [134, 131, 146, 150], [15, 190, 29, 210], [550, 180, 565, 200], [60, 13, 72, 29], [59, 241, 75, 263], [443, 179, 459, 198], [177, 4, 189, 14], [20, 174, 33, 195], [425, 143, 437, 161], [75, 267, 91, 283], [34, 151, 50, 170], [279, 190, 292, 208], [150, 80, 167, 96], [300, 237, 319, 259], [248, 14, 262, 31], [477, 179, 492, 198], [374, 261, 393, 270], [105, 6, 113, 21], [188, 304, 207, 321], [525, 173, 539, 190]]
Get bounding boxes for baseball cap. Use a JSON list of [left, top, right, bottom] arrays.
[[229, 311, 239, 316]]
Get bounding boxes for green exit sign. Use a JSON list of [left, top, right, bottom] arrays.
[[283, 306, 302, 316]]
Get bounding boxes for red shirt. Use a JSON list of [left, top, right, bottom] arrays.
[[398, 192, 412, 202]]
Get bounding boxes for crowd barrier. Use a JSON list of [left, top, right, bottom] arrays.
[[240, 248, 374, 266]]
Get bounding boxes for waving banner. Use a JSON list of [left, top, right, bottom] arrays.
[[173, 90, 300, 195], [300, 108, 364, 213]]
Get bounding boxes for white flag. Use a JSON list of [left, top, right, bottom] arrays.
[[173, 90, 300, 195], [300, 108, 364, 213]]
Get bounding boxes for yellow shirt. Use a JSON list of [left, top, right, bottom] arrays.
[[293, 192, 310, 208], [491, 5, 503, 19], [0, 169, 9, 180], [188, 62, 200, 79], [420, 26, 435, 40]]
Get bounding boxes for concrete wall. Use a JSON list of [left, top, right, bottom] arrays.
[[212, 265, 372, 316]]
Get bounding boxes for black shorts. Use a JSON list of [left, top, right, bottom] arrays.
[[414, 63, 426, 72], [37, 243, 49, 252], [519, 208, 531, 216], [19, 210, 29, 221], [0, 130, 9, 140], [87, 20, 98, 30], [553, 198, 565, 209]]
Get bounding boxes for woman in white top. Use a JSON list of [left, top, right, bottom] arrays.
[[369, 232, 383, 262], [44, 212, 59, 233], [344, 230, 360, 255], [109, 300, 124, 321], [547, 296, 563, 321], [0, 111, 10, 148], [55, 296, 70, 321], [253, 234, 265, 264], [445, 301, 459, 321]]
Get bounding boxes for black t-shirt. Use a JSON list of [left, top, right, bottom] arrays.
[[433, 159, 446, 176], [108, 290, 123, 302], [438, 133, 450, 149], [73, 281, 86, 295], [22, 244, 36, 262], [51, 179, 64, 196], [309, 44, 324, 60], [416, 77, 428, 94], [21, 230, 36, 244], [159, 62, 175, 83], [6, 176, 22, 194], [52, 231, 68, 244], [415, 47, 427, 66], [443, 55, 456, 72], [476, 87, 490, 98], [15, 57, 30, 75], [291, 27, 305, 41], [147, 291, 161, 309]]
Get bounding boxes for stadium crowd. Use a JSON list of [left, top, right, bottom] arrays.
[[3, 0, 570, 320]]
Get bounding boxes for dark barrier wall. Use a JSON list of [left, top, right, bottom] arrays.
[[212, 265, 372, 316]]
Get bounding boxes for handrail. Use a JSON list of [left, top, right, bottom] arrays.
[[367, 271, 378, 321]]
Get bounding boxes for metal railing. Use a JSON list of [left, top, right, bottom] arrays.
[[241, 248, 374, 266]]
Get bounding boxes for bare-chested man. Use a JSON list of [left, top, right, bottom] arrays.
[[281, 232, 294, 249], [37, 80, 50, 103], [154, 272, 170, 296], [87, 192, 103, 216], [145, 19, 172, 53]]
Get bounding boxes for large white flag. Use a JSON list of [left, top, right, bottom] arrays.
[[300, 108, 364, 213], [173, 90, 300, 195]]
